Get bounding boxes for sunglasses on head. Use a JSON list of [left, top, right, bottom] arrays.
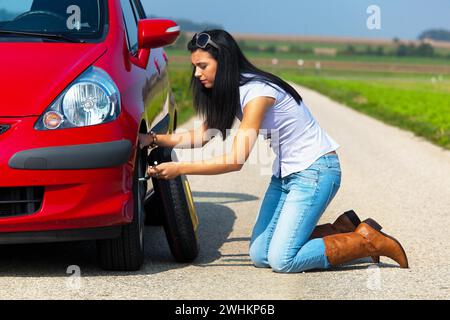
[[193, 32, 219, 50]]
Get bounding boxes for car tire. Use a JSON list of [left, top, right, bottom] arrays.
[[144, 109, 177, 227], [96, 148, 146, 271], [143, 190, 164, 226], [149, 147, 199, 262]]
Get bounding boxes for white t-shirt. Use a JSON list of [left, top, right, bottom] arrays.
[[236, 75, 340, 178]]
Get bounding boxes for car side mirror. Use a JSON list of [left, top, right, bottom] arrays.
[[138, 19, 180, 49], [130, 19, 180, 69]]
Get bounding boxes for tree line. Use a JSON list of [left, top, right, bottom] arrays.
[[341, 41, 438, 58]]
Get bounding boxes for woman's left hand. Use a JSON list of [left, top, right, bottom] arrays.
[[147, 162, 181, 180]]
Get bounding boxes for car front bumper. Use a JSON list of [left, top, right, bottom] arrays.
[[0, 116, 137, 236]]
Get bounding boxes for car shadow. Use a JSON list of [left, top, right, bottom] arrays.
[[0, 191, 255, 277]]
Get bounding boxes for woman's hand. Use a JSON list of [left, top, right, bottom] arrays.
[[138, 133, 153, 149], [147, 162, 181, 180]]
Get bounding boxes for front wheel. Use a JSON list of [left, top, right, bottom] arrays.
[[149, 147, 199, 262], [96, 148, 146, 271]]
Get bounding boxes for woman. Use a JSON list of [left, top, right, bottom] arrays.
[[139, 30, 408, 272]]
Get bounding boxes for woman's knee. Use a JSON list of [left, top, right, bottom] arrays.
[[249, 243, 270, 268], [268, 254, 314, 273], [267, 250, 295, 273]]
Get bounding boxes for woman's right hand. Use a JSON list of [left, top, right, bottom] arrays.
[[138, 133, 153, 149]]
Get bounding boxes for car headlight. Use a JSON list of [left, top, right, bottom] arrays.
[[35, 67, 121, 130]]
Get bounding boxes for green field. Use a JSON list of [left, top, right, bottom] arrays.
[[167, 44, 450, 150], [280, 72, 450, 149], [168, 66, 193, 126], [234, 39, 450, 55], [166, 47, 450, 66]]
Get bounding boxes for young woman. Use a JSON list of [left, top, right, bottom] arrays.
[[139, 30, 408, 272]]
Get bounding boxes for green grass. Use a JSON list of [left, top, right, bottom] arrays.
[[168, 67, 195, 126], [166, 47, 450, 66], [245, 51, 450, 65], [280, 72, 450, 149], [235, 38, 450, 58], [266, 67, 446, 81]]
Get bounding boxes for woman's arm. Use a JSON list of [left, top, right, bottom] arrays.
[[177, 97, 275, 175], [140, 122, 213, 149]]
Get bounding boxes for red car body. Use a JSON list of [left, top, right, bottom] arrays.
[[0, 0, 179, 242]]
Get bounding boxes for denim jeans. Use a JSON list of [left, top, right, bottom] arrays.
[[249, 153, 341, 273]]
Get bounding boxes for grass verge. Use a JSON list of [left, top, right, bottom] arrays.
[[280, 72, 450, 149]]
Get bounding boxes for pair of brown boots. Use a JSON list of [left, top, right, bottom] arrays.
[[309, 210, 409, 268]]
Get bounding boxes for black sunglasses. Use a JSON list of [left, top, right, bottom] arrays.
[[193, 32, 219, 50]]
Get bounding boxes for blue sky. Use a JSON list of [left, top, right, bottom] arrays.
[[141, 0, 450, 40], [4, 0, 449, 40]]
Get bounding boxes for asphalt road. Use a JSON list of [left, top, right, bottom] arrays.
[[0, 84, 449, 299]]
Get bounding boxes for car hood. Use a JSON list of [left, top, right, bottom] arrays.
[[0, 43, 107, 117]]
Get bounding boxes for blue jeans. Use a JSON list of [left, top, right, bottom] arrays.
[[249, 153, 341, 273]]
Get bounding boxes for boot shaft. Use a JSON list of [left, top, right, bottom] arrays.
[[323, 223, 409, 268]]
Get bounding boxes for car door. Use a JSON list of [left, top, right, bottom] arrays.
[[121, 0, 174, 136]]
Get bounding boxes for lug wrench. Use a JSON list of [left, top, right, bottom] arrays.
[[139, 161, 158, 181]]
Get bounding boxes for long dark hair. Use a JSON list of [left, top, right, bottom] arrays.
[[187, 29, 302, 140]]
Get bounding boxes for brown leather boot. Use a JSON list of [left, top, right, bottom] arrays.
[[323, 222, 409, 268], [309, 210, 361, 239], [310, 210, 381, 263]]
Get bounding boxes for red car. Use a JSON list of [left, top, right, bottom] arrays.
[[0, 0, 199, 271]]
